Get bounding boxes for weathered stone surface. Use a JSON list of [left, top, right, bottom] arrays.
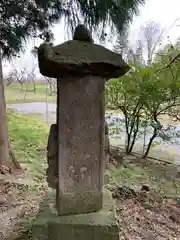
[[46, 123, 110, 189], [38, 25, 130, 78], [73, 24, 94, 43], [46, 124, 58, 189], [56, 76, 105, 215], [32, 189, 119, 240], [38, 24, 129, 218], [104, 121, 110, 169]]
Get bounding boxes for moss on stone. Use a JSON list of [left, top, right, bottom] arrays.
[[38, 40, 130, 78], [56, 190, 103, 216], [32, 189, 119, 240]]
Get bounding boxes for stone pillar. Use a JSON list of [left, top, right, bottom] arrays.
[[56, 76, 105, 215], [37, 24, 130, 218], [36, 24, 130, 240]]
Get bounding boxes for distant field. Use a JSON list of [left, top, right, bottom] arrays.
[[5, 83, 180, 127], [5, 83, 56, 103]]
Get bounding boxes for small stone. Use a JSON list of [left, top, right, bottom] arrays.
[[73, 24, 94, 43], [17, 207, 26, 218], [0, 194, 6, 205], [141, 185, 150, 192], [169, 214, 179, 223], [0, 165, 10, 175]]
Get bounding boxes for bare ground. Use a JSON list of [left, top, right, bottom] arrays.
[[0, 170, 47, 240], [108, 147, 180, 240], [0, 147, 180, 240], [111, 186, 180, 240]]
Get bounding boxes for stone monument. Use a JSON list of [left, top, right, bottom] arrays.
[[36, 24, 129, 239], [46, 121, 110, 189]]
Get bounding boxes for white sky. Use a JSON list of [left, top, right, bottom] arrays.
[[3, 0, 180, 77]]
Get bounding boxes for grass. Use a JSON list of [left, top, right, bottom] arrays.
[[7, 109, 180, 197], [108, 158, 180, 197], [0, 111, 50, 239], [2, 110, 180, 239], [5, 83, 56, 104], [7, 110, 49, 181]]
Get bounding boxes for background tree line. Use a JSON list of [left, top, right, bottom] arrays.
[[106, 23, 180, 158]]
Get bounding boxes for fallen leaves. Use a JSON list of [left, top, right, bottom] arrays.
[[112, 185, 180, 239]]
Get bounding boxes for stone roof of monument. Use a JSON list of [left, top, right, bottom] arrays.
[[38, 26, 130, 79]]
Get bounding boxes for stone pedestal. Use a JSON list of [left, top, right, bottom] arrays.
[[56, 76, 105, 215], [32, 189, 119, 240]]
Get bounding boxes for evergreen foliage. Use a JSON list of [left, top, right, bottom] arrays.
[[0, 0, 145, 57]]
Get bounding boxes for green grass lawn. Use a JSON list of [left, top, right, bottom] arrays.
[[108, 157, 180, 197], [9, 83, 46, 92], [7, 110, 49, 182], [5, 83, 56, 103]]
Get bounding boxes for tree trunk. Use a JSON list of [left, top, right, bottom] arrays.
[[0, 49, 10, 167], [125, 133, 131, 153], [20, 82, 24, 91], [49, 82, 52, 95], [0, 50, 21, 170], [129, 116, 140, 153], [32, 80, 36, 94], [142, 122, 147, 154], [143, 129, 157, 158], [8, 138, 21, 169], [125, 115, 139, 154], [124, 116, 131, 153]]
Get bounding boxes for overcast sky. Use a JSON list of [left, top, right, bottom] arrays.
[[3, 0, 180, 76]]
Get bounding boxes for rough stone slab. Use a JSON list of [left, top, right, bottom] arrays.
[[38, 40, 130, 78], [56, 191, 103, 216], [57, 76, 105, 215], [32, 189, 119, 240]]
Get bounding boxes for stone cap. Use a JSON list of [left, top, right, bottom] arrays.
[[38, 25, 130, 79]]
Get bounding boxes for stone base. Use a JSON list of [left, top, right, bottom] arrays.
[[32, 189, 119, 240], [56, 190, 103, 216]]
